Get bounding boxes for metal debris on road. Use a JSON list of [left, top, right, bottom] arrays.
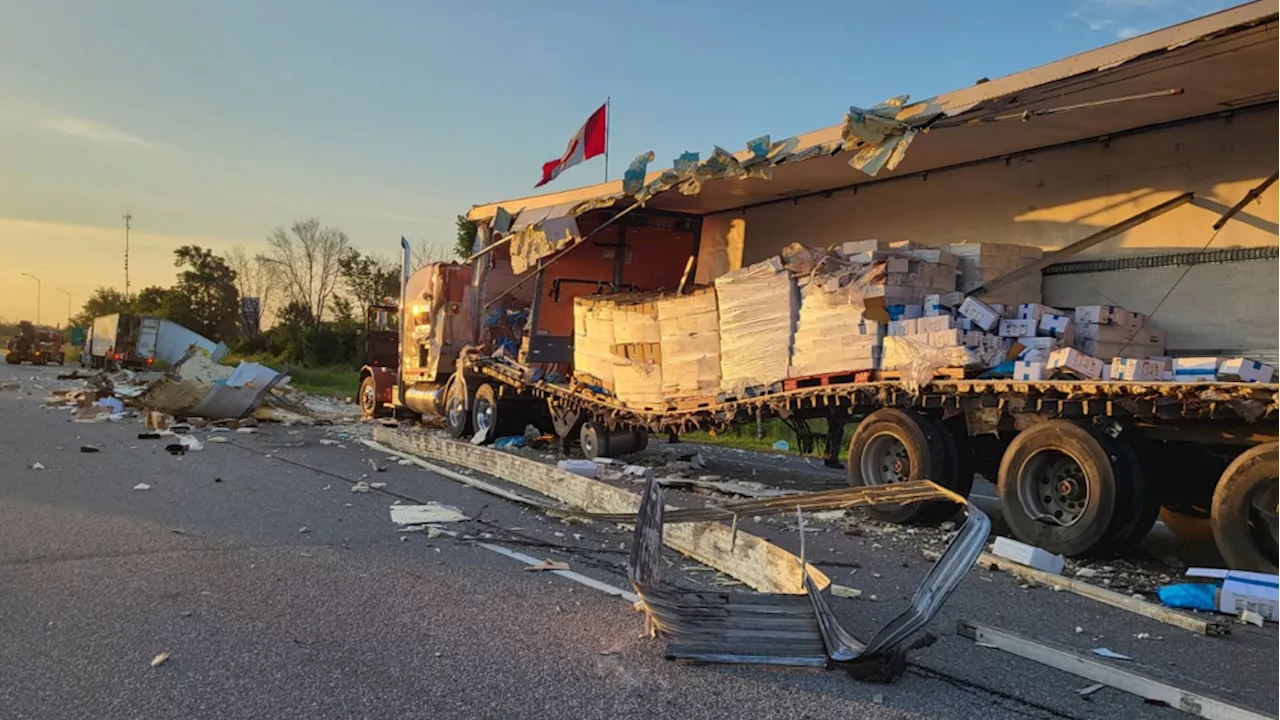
[[958, 621, 1270, 720], [133, 483, 152, 491], [389, 503, 469, 525], [628, 476, 989, 680], [1076, 683, 1104, 697], [1091, 648, 1132, 661], [368, 458, 386, 472]]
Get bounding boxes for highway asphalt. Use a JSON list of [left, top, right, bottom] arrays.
[[1, 362, 1274, 720]]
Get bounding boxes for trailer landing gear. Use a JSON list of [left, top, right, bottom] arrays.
[[1211, 442, 1279, 573]]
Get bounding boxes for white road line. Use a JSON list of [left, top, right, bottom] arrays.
[[478, 542, 640, 603]]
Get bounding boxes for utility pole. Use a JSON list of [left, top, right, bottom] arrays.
[[21, 272, 41, 325], [56, 288, 71, 328], [123, 213, 132, 297]]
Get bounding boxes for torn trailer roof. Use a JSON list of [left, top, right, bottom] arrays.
[[466, 1, 1277, 226]]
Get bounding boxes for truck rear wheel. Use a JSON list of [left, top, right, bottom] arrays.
[[1211, 442, 1279, 573], [472, 383, 521, 444], [997, 421, 1120, 557], [580, 422, 610, 460], [444, 375, 472, 439], [846, 409, 952, 524]]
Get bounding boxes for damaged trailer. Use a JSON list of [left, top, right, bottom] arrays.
[[366, 3, 1278, 573]]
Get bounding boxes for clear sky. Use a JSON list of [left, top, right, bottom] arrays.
[[0, 0, 1241, 323]]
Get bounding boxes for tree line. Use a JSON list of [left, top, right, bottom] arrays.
[[73, 218, 466, 368]]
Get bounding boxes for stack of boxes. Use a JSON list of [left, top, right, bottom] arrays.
[[572, 298, 618, 389], [610, 299, 665, 407], [657, 288, 722, 400], [949, 242, 1043, 307], [715, 258, 797, 393], [789, 277, 884, 376]]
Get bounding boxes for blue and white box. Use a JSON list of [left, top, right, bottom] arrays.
[[1218, 357, 1275, 384], [923, 294, 943, 316], [1111, 358, 1164, 382], [1172, 357, 1219, 382], [1038, 313, 1073, 343], [1013, 360, 1046, 382]]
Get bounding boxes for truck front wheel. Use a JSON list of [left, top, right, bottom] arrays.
[[997, 421, 1120, 557], [1211, 442, 1279, 573], [444, 375, 472, 439], [359, 375, 379, 419]]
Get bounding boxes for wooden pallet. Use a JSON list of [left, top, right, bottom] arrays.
[[876, 367, 968, 381], [782, 370, 874, 391]]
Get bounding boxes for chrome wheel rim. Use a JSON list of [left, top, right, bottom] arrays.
[[1018, 449, 1089, 527]]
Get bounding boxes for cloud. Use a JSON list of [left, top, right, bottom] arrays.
[[1116, 26, 1142, 39], [43, 117, 166, 150]]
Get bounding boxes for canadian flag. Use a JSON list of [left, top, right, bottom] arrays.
[[535, 103, 607, 188]]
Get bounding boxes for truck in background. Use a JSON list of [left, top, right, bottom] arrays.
[[5, 322, 64, 365], [83, 314, 228, 370]]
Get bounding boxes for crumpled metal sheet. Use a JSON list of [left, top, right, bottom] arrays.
[[622, 151, 655, 195], [629, 475, 990, 676], [131, 349, 290, 420], [843, 95, 920, 176]]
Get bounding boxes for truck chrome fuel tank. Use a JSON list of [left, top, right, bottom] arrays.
[[402, 382, 447, 417]]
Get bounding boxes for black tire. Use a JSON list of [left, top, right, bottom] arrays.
[[359, 375, 379, 419], [913, 414, 973, 524], [443, 375, 472, 439], [846, 409, 952, 524], [632, 429, 649, 453], [580, 421, 610, 460], [997, 421, 1119, 557], [1211, 443, 1279, 573], [1091, 430, 1159, 555], [472, 383, 522, 444]]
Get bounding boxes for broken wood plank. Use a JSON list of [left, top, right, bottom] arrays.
[[973, 552, 1228, 636], [957, 621, 1269, 720], [373, 426, 829, 594]]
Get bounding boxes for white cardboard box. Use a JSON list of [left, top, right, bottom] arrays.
[[1046, 347, 1104, 380], [1074, 305, 1122, 326], [929, 329, 964, 347], [1218, 357, 1276, 383], [1111, 358, 1164, 382], [1076, 323, 1165, 345], [1172, 357, 1219, 382], [998, 319, 1036, 338], [840, 239, 888, 257], [1017, 303, 1059, 324], [917, 315, 955, 333], [1013, 361, 1046, 382], [923, 294, 943, 316], [1017, 336, 1057, 351], [890, 303, 924, 320], [958, 296, 1001, 331], [1038, 313, 1073, 342], [1185, 568, 1279, 622], [993, 537, 1065, 575], [887, 319, 918, 336]]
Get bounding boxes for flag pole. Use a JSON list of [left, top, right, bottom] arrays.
[[604, 96, 610, 182]]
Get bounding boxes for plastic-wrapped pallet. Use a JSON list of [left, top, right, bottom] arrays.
[[611, 299, 665, 407], [715, 258, 797, 393], [948, 242, 1043, 306], [572, 298, 617, 389], [790, 277, 883, 376], [657, 288, 721, 400]]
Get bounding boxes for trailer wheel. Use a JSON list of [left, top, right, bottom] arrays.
[[580, 422, 610, 460], [846, 409, 951, 524], [997, 421, 1119, 557], [632, 429, 649, 453], [1211, 443, 1279, 573], [1091, 430, 1160, 555], [443, 375, 472, 439]]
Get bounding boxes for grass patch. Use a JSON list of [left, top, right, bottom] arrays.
[[685, 417, 850, 461], [283, 366, 360, 399]]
